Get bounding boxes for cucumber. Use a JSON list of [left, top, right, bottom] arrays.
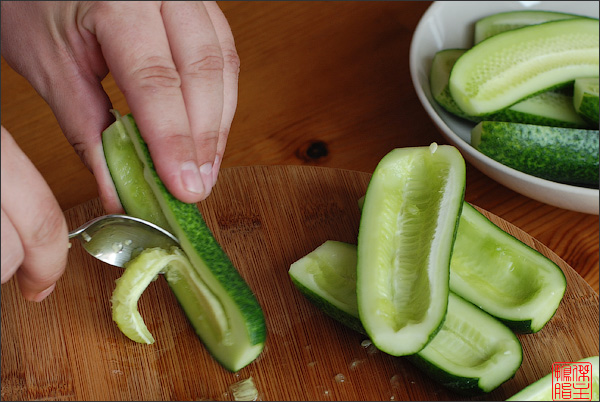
[[357, 197, 566, 333], [573, 77, 600, 126], [357, 144, 465, 356], [102, 112, 266, 372], [474, 10, 584, 44], [289, 240, 523, 395], [111, 247, 186, 344], [430, 49, 588, 128], [471, 121, 599, 188], [506, 356, 599, 401], [450, 203, 566, 333], [449, 18, 599, 116]]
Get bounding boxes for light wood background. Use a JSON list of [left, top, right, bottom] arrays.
[[1, 165, 598, 401]]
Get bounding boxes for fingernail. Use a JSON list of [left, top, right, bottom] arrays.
[[32, 283, 56, 303], [181, 161, 205, 195], [212, 155, 221, 185], [199, 162, 213, 194]]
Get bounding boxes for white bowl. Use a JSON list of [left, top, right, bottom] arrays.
[[409, 1, 599, 215]]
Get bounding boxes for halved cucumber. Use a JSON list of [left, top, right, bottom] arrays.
[[356, 198, 566, 333], [430, 49, 588, 128], [506, 356, 599, 401], [573, 77, 600, 126], [450, 203, 567, 334], [102, 112, 266, 372], [474, 10, 584, 44], [289, 240, 523, 395], [471, 121, 599, 188], [357, 144, 465, 356], [449, 18, 599, 116]]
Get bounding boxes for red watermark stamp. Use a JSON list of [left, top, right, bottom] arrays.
[[552, 361, 593, 401]]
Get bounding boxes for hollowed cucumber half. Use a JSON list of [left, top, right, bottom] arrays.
[[357, 144, 466, 356], [289, 240, 523, 395], [450, 203, 567, 333], [102, 112, 266, 372]]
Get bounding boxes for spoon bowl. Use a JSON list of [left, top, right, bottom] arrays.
[[68, 214, 179, 268]]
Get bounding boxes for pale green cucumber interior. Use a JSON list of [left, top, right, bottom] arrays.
[[474, 10, 582, 44], [102, 114, 172, 231], [358, 145, 464, 355], [292, 240, 522, 394], [449, 203, 566, 332], [417, 293, 522, 392], [573, 77, 599, 109], [450, 18, 600, 116], [508, 90, 587, 127], [289, 241, 358, 316], [112, 247, 183, 344]]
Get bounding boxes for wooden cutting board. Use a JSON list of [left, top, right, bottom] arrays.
[[2, 165, 598, 401]]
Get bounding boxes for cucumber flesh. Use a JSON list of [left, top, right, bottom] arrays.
[[506, 356, 599, 401], [101, 117, 171, 231], [573, 77, 600, 126], [430, 49, 588, 128], [471, 121, 599, 188], [474, 10, 584, 44], [111, 247, 190, 344], [450, 203, 567, 333], [102, 112, 266, 372], [357, 144, 465, 356], [357, 197, 566, 333], [289, 240, 523, 395], [449, 18, 599, 116]]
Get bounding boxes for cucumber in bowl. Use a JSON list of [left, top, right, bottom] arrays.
[[102, 111, 266, 372], [289, 240, 523, 395], [449, 18, 599, 117], [471, 121, 599, 188]]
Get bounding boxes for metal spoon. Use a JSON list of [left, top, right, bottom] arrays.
[[68, 214, 179, 268]]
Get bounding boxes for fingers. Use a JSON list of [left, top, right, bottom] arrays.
[[1, 127, 69, 302], [88, 2, 205, 204], [204, 2, 240, 184], [87, 1, 238, 204]]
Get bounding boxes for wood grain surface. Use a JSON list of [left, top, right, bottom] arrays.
[[1, 166, 598, 402], [1, 2, 597, 296]]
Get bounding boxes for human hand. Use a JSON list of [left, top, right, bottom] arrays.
[[1, 126, 69, 302], [0, 1, 239, 211]]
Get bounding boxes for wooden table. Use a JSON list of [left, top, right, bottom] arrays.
[[2, 2, 599, 400], [2, 1, 597, 292]]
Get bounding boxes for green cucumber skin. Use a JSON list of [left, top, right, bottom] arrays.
[[449, 18, 600, 116], [578, 94, 600, 126], [123, 114, 266, 347], [471, 121, 599, 187]]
